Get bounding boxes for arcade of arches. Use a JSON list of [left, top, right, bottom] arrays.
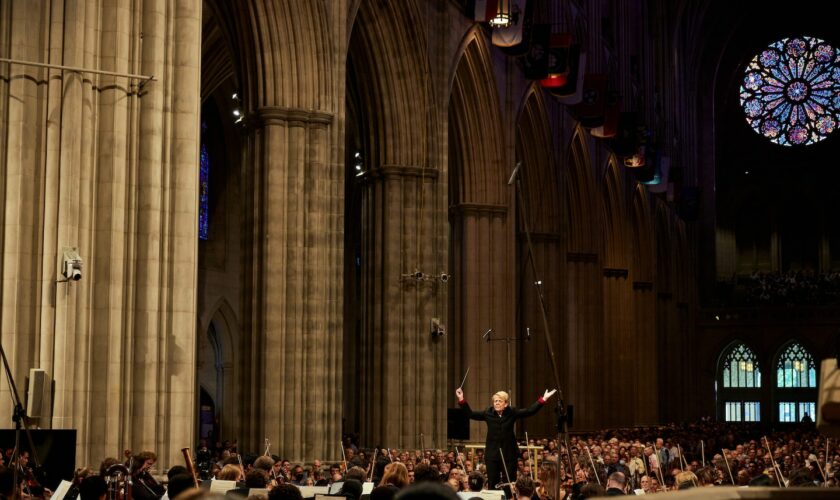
[[0, 0, 838, 468]]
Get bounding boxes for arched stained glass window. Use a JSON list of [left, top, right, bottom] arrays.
[[722, 343, 762, 388], [776, 342, 816, 388], [739, 36, 840, 146], [199, 122, 210, 240]]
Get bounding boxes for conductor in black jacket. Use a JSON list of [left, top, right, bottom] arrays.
[[455, 387, 556, 490]]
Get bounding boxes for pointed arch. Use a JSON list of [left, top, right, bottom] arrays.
[[773, 339, 819, 422], [717, 341, 762, 422], [719, 341, 762, 388], [516, 83, 560, 234], [601, 158, 628, 267], [774, 341, 817, 389], [449, 30, 506, 205], [566, 127, 597, 252], [197, 298, 241, 443], [233, 0, 335, 110], [654, 201, 673, 293], [349, 0, 434, 168], [631, 185, 654, 281]]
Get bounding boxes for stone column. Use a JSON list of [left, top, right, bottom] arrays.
[[356, 165, 447, 449], [0, 0, 202, 468], [241, 106, 343, 461], [564, 253, 605, 430], [450, 204, 515, 443], [632, 283, 658, 424], [601, 268, 633, 428]]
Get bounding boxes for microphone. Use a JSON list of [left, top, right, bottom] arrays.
[[483, 328, 493, 341], [507, 162, 522, 185], [526, 327, 531, 341]]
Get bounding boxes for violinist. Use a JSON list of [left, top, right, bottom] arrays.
[[131, 451, 165, 500]]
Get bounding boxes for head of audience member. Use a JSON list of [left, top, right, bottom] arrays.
[[380, 462, 409, 489], [579, 483, 605, 499], [370, 485, 398, 500], [167, 474, 198, 500], [467, 472, 483, 492], [245, 469, 268, 488], [218, 464, 242, 481], [675, 471, 697, 489], [268, 483, 303, 500], [606, 471, 626, 493], [79, 475, 108, 500], [345, 466, 366, 483], [394, 482, 459, 500], [412, 463, 440, 483], [339, 479, 364, 500], [253, 456, 274, 474], [514, 476, 534, 499]]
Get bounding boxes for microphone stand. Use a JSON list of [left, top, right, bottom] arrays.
[[485, 331, 528, 398], [0, 340, 43, 499], [509, 162, 568, 500]]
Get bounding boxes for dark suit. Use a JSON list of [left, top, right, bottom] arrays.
[[458, 398, 545, 489]]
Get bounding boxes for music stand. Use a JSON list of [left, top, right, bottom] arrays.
[[0, 340, 43, 499]]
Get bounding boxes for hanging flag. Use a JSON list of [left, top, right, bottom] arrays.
[[549, 47, 586, 104], [521, 24, 551, 80], [591, 92, 621, 138], [467, 0, 499, 22], [493, 0, 531, 55], [570, 74, 608, 127], [540, 33, 572, 88]]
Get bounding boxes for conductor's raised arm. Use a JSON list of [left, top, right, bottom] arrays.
[[455, 388, 485, 420]]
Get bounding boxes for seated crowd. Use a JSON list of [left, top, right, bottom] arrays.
[[2, 419, 837, 500]]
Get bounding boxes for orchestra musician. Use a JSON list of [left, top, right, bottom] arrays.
[[130, 451, 165, 500]]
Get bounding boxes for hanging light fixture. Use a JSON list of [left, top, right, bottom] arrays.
[[488, 0, 512, 28]]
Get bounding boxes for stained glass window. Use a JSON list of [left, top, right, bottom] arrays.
[[776, 342, 816, 388], [722, 343, 762, 388], [199, 124, 210, 240], [739, 36, 840, 146]]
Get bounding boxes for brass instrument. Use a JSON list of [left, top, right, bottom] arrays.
[[181, 448, 200, 488], [105, 463, 132, 500]]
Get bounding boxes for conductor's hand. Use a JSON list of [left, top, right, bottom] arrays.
[[543, 389, 557, 401], [455, 387, 464, 402]]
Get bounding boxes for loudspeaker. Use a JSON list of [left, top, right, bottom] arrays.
[[26, 369, 52, 422], [447, 408, 469, 441], [0, 429, 76, 490]]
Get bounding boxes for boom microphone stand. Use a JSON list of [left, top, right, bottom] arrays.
[[508, 162, 568, 500], [0, 340, 43, 499]]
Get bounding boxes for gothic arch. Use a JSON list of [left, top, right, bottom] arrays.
[[631, 185, 654, 282], [716, 340, 763, 421], [601, 158, 628, 268], [237, 0, 334, 110], [349, 0, 434, 168], [449, 29, 507, 205], [655, 202, 674, 292], [566, 127, 597, 252], [516, 83, 560, 234], [197, 298, 241, 443]]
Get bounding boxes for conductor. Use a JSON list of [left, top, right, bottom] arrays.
[[455, 387, 556, 490]]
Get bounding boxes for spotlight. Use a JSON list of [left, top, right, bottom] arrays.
[[439, 272, 449, 283], [354, 151, 362, 159], [232, 109, 241, 117], [355, 164, 362, 171], [231, 92, 239, 100]]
